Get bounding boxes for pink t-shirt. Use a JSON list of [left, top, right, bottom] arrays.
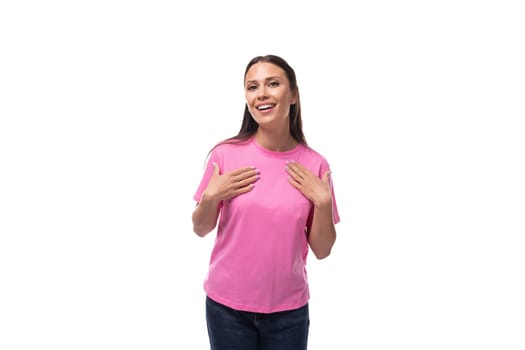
[[193, 137, 340, 313]]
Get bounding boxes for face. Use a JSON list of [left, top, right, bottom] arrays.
[[244, 62, 297, 130]]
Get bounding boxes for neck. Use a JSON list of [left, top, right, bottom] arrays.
[[255, 130, 298, 152]]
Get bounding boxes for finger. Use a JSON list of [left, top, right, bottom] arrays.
[[233, 175, 258, 191], [230, 166, 258, 177], [287, 176, 303, 192], [288, 160, 306, 169], [285, 161, 302, 175], [286, 167, 302, 182], [233, 168, 260, 182], [235, 183, 256, 195]]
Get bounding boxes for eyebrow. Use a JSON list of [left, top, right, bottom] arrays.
[[245, 76, 281, 85]]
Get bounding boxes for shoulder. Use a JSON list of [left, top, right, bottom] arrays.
[[211, 139, 251, 155], [300, 144, 329, 164], [206, 139, 253, 165], [298, 144, 335, 176]]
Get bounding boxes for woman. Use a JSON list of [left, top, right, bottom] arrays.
[[192, 54, 340, 350]]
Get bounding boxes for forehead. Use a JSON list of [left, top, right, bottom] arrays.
[[245, 62, 287, 82]]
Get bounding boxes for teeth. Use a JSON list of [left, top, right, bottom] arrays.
[[257, 104, 275, 110]]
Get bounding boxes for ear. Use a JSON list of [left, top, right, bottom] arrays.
[[290, 88, 298, 105]]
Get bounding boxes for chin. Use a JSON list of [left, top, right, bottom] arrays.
[[252, 114, 274, 123], [254, 118, 277, 127]]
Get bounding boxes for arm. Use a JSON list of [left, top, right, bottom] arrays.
[[192, 193, 221, 237], [307, 197, 337, 259], [286, 161, 337, 259], [192, 162, 259, 237]]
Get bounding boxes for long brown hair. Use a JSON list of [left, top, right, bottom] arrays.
[[210, 55, 307, 154]]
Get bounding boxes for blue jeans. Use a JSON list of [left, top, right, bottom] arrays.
[[206, 296, 310, 350]]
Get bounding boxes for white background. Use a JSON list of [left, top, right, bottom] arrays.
[[1, 1, 524, 349]]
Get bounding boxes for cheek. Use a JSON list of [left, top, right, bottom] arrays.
[[245, 92, 257, 105], [286, 91, 296, 104]]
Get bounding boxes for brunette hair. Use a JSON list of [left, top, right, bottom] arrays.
[[210, 55, 307, 153]]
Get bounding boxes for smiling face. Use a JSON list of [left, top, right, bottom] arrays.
[[244, 62, 298, 131]]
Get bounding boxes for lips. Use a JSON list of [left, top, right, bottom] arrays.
[[256, 103, 276, 111]]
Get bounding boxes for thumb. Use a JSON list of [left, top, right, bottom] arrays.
[[212, 162, 220, 175], [322, 170, 331, 185]]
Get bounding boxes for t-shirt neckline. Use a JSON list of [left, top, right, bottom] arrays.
[[251, 137, 302, 157]]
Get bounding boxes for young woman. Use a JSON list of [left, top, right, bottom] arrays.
[[192, 54, 340, 350]]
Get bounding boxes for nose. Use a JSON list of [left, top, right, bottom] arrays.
[[257, 86, 268, 100]]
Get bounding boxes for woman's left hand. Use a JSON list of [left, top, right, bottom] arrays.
[[285, 161, 332, 207]]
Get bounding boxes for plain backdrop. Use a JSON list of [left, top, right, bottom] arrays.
[[1, 1, 524, 349]]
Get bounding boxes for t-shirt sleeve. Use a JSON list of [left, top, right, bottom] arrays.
[[193, 149, 221, 203], [320, 159, 340, 224]]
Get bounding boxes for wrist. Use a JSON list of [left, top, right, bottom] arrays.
[[313, 197, 332, 209], [200, 192, 221, 207]]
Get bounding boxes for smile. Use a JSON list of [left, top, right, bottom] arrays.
[[256, 103, 276, 111]]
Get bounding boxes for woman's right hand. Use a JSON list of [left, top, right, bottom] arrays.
[[201, 163, 259, 203]]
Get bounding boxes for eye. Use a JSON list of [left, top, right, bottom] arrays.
[[268, 81, 279, 87], [246, 85, 257, 91]]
